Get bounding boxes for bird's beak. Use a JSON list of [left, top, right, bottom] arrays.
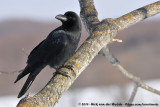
[[55, 14, 67, 21]]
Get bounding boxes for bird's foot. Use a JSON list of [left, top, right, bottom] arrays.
[[26, 92, 32, 98], [54, 65, 74, 78], [56, 70, 71, 78], [63, 65, 74, 72]]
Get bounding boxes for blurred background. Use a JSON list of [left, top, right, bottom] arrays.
[[0, 0, 160, 106]]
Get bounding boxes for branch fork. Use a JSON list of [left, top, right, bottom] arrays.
[[15, 0, 160, 106]]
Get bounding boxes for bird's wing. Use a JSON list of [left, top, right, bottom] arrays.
[[27, 39, 47, 66], [15, 31, 69, 98], [27, 31, 68, 66], [28, 40, 45, 60], [15, 30, 68, 84], [14, 40, 46, 84]]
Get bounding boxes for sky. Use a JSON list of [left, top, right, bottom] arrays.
[[0, 0, 160, 22]]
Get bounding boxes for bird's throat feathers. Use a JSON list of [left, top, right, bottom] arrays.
[[62, 21, 81, 32]]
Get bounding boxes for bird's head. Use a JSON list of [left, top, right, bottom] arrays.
[[55, 11, 81, 31]]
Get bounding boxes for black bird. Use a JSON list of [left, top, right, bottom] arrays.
[[14, 11, 81, 98]]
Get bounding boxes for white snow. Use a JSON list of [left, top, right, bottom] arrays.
[[0, 79, 160, 107]]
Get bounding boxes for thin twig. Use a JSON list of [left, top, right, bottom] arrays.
[[0, 47, 27, 76], [103, 46, 160, 96], [21, 48, 29, 56], [128, 83, 139, 107], [0, 69, 22, 75]]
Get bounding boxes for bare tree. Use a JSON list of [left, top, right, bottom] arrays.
[[8, 0, 159, 106]]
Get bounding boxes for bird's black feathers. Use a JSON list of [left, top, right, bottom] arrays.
[[15, 11, 81, 98], [14, 65, 31, 83], [28, 40, 45, 60]]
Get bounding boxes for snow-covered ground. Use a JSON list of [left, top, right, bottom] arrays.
[[0, 79, 160, 107]]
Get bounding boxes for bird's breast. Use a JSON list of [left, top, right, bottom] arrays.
[[48, 43, 76, 69]]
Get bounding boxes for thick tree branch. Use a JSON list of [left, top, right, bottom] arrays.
[[79, 0, 100, 34], [17, 0, 160, 106], [113, 1, 160, 31]]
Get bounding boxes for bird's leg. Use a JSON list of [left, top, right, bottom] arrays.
[[63, 65, 74, 72], [54, 65, 75, 78], [55, 69, 70, 78]]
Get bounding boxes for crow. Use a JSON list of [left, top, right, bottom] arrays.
[[14, 11, 81, 98]]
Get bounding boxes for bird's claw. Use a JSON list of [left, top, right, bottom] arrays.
[[53, 65, 75, 78], [61, 65, 76, 77], [26, 92, 32, 98], [63, 65, 74, 71], [56, 70, 71, 78]]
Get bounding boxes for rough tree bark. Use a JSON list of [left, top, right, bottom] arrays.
[[16, 0, 160, 107]]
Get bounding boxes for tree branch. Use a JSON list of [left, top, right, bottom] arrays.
[[103, 46, 160, 104], [0, 48, 26, 76], [128, 83, 139, 107], [113, 1, 160, 31], [17, 0, 160, 106], [0, 70, 22, 75], [79, 0, 100, 34]]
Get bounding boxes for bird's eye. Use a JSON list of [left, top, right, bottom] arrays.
[[68, 16, 72, 19], [70, 17, 76, 21]]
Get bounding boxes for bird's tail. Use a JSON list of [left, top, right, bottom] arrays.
[[14, 65, 31, 83], [17, 72, 38, 98], [17, 65, 45, 98]]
